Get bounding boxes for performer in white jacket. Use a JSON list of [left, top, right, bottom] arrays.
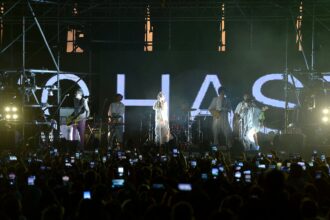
[[153, 92, 171, 145]]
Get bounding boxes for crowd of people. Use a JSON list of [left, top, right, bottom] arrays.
[[0, 145, 330, 220]]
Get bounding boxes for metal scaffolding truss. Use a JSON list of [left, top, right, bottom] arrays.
[[0, 0, 61, 143], [1, 0, 330, 24]]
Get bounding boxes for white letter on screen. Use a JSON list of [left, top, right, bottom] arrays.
[[252, 73, 303, 109]]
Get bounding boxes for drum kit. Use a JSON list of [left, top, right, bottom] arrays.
[[138, 107, 210, 145], [169, 108, 210, 145]]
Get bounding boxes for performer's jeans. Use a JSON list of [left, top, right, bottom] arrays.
[[108, 125, 124, 148], [73, 119, 86, 151]]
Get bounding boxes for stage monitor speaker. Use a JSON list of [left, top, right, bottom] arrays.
[[273, 133, 306, 153]]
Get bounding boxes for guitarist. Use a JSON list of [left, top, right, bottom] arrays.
[[107, 93, 125, 149], [208, 87, 232, 148], [70, 89, 90, 151]]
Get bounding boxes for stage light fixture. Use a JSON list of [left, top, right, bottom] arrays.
[[322, 116, 329, 123], [2, 105, 20, 121], [323, 108, 329, 114]]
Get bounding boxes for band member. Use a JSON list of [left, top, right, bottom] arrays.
[[234, 93, 252, 139], [108, 93, 125, 149], [235, 93, 266, 151], [153, 92, 171, 145], [208, 87, 232, 148], [71, 89, 90, 150]]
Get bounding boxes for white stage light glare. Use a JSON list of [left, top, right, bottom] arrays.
[[5, 114, 11, 119], [12, 107, 17, 112], [322, 116, 329, 123], [12, 114, 18, 119], [5, 107, 10, 112], [322, 108, 329, 114]]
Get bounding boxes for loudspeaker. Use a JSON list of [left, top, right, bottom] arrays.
[[273, 133, 306, 152]]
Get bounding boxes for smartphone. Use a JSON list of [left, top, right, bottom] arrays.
[[211, 168, 219, 177], [62, 175, 69, 184], [95, 149, 99, 154], [9, 155, 17, 161], [161, 155, 167, 162], [173, 148, 179, 157], [118, 167, 124, 176], [83, 191, 91, 199], [8, 173, 16, 185], [102, 156, 107, 163], [27, 175, 36, 186], [152, 183, 165, 189], [298, 162, 306, 168], [315, 170, 322, 179], [234, 171, 242, 178], [75, 152, 80, 159], [276, 162, 282, 169], [234, 171, 241, 182], [321, 154, 326, 162], [211, 145, 217, 152], [237, 161, 243, 167], [70, 157, 75, 164], [112, 179, 125, 188], [190, 160, 197, 168], [201, 173, 208, 180], [244, 170, 251, 183], [90, 161, 95, 168], [219, 166, 225, 173], [258, 164, 266, 169], [177, 183, 192, 191], [267, 154, 273, 159]]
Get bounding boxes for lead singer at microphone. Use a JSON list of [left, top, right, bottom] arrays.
[[153, 92, 171, 145]]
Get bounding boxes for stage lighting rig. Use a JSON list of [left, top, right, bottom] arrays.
[[322, 108, 329, 114], [321, 107, 330, 124], [2, 104, 20, 122]]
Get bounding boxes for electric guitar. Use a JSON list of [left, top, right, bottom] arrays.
[[66, 115, 92, 126], [108, 115, 124, 126], [210, 110, 221, 119], [211, 108, 231, 119]]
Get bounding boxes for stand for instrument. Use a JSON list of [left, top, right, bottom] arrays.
[[146, 112, 154, 143]]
